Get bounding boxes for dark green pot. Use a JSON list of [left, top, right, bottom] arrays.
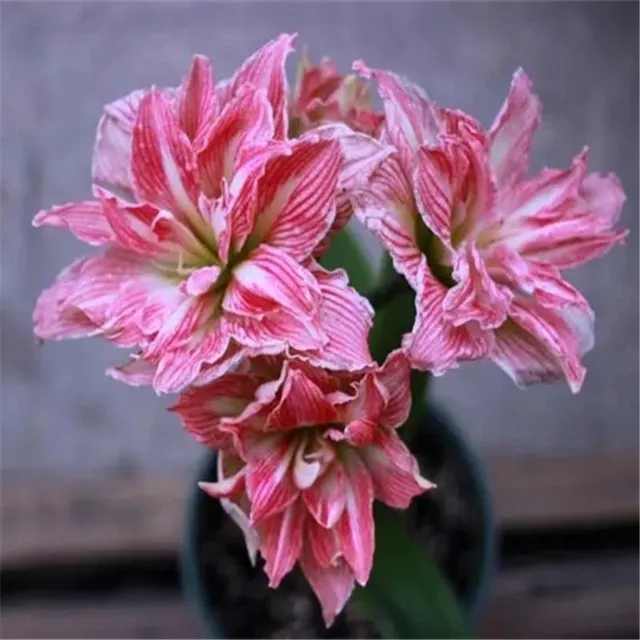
[[180, 403, 497, 638]]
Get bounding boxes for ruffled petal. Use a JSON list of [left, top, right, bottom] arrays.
[[375, 349, 412, 429], [488, 68, 541, 189], [177, 54, 216, 147], [303, 464, 346, 529], [32, 201, 113, 246]]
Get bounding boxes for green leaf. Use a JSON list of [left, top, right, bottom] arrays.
[[319, 225, 374, 294], [353, 502, 473, 639]]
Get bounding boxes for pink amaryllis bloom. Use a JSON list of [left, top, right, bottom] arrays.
[[33, 37, 389, 395], [351, 63, 628, 392], [290, 51, 385, 138], [172, 350, 433, 625]]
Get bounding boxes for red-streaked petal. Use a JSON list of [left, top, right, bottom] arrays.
[[33, 258, 103, 341], [131, 88, 201, 221], [177, 54, 216, 146], [224, 244, 321, 319], [106, 355, 156, 388], [92, 88, 146, 194], [197, 85, 275, 198], [252, 138, 341, 262], [414, 140, 472, 247], [180, 266, 222, 297], [351, 155, 422, 288], [266, 368, 337, 430], [493, 299, 593, 393], [504, 171, 628, 268], [300, 547, 355, 627], [33, 201, 113, 246], [361, 429, 434, 509], [304, 263, 374, 372], [224, 33, 296, 140], [303, 464, 346, 529], [488, 68, 541, 189], [343, 373, 386, 430], [152, 321, 232, 394], [353, 61, 440, 149], [170, 373, 260, 446], [259, 499, 305, 588], [443, 244, 512, 330], [338, 451, 374, 585], [375, 349, 412, 429], [246, 434, 298, 523], [403, 260, 493, 375]]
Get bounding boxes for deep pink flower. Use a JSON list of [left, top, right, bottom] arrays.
[[172, 350, 433, 625], [33, 36, 389, 394], [290, 51, 384, 137], [351, 63, 628, 392]]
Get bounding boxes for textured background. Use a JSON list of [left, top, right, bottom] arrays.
[[1, 1, 638, 477]]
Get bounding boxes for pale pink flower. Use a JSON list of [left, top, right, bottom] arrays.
[[290, 51, 384, 137], [172, 350, 433, 625], [351, 63, 628, 392], [33, 36, 389, 394]]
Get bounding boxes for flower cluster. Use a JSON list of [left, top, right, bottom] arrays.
[[33, 33, 627, 624]]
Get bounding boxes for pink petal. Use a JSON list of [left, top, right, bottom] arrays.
[[303, 464, 346, 529], [152, 321, 232, 394], [403, 259, 493, 375], [223, 308, 326, 354], [180, 266, 222, 297], [353, 61, 440, 149], [488, 68, 541, 189], [375, 349, 412, 429], [266, 368, 338, 430], [505, 171, 628, 268], [342, 374, 386, 430], [259, 500, 305, 587], [170, 373, 260, 446], [92, 88, 146, 195], [32, 201, 113, 246], [106, 355, 156, 387], [492, 299, 594, 393], [224, 33, 296, 140], [224, 244, 321, 319], [443, 244, 512, 330], [131, 88, 201, 223], [300, 547, 355, 627], [338, 451, 375, 585], [351, 155, 423, 288], [252, 138, 341, 262], [361, 429, 434, 509], [246, 434, 298, 523], [304, 263, 374, 372], [306, 517, 342, 568], [177, 54, 216, 146], [196, 85, 275, 199], [33, 258, 103, 341]]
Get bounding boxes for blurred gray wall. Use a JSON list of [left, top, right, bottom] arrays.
[[1, 1, 638, 476]]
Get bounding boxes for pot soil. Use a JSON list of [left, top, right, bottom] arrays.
[[181, 404, 495, 639]]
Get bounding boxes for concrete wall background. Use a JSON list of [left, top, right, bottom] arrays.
[[1, 1, 638, 477]]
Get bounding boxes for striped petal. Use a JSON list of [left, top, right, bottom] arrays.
[[488, 68, 541, 189], [403, 260, 493, 375], [177, 54, 216, 147], [303, 464, 346, 529], [338, 451, 374, 585], [223, 33, 296, 140], [300, 547, 355, 627], [131, 89, 201, 222], [33, 201, 113, 246], [252, 138, 341, 262], [224, 244, 321, 319], [375, 349, 412, 429], [360, 428, 434, 509]]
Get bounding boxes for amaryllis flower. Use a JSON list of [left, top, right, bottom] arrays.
[[352, 63, 628, 392], [33, 37, 389, 395], [290, 51, 384, 138], [172, 350, 433, 625]]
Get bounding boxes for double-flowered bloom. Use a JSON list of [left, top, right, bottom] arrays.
[[32, 32, 627, 624], [350, 63, 627, 393]]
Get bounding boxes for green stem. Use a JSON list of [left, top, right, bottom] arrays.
[[367, 275, 413, 310]]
